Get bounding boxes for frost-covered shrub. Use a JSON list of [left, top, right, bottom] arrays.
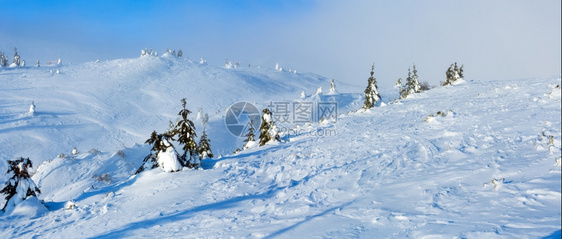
[[1, 157, 42, 212], [93, 173, 112, 183], [88, 148, 101, 155], [117, 150, 125, 158]]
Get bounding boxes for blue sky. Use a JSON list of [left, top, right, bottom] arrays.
[[1, 0, 560, 87]]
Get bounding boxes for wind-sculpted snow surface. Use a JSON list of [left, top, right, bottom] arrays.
[[1, 57, 561, 238]]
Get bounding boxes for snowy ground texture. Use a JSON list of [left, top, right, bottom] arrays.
[[1, 55, 561, 238]]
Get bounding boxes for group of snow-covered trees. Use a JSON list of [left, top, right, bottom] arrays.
[[136, 98, 213, 174], [237, 108, 281, 153], [442, 62, 464, 86], [0, 48, 25, 68], [398, 65, 421, 100], [363, 63, 465, 109], [1, 157, 41, 213]]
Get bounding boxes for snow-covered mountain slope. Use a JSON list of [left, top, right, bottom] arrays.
[[1, 57, 561, 238], [0, 55, 336, 166]]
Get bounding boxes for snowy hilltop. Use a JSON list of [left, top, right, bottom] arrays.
[[0, 54, 561, 238]]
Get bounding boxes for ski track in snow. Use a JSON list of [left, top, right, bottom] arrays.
[[1, 57, 561, 238]]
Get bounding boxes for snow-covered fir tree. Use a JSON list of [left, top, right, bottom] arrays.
[[177, 50, 183, 58], [36, 60, 40, 67], [0, 53, 7, 67], [136, 131, 182, 173], [328, 79, 337, 94], [258, 108, 280, 146], [412, 64, 421, 93], [362, 64, 381, 109], [399, 65, 421, 99], [198, 130, 213, 159], [172, 98, 200, 168], [242, 119, 257, 150], [12, 48, 21, 67], [1, 157, 41, 212], [225, 59, 233, 68], [395, 78, 402, 88]]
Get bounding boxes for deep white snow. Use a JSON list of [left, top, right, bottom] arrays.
[[0, 55, 560, 238]]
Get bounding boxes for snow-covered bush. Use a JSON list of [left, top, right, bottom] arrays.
[[28, 101, 35, 115], [1, 157, 42, 212], [225, 59, 233, 69]]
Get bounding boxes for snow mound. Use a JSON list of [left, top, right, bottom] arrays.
[[8, 197, 48, 218]]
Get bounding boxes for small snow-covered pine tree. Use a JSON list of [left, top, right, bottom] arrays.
[[242, 119, 257, 150], [225, 59, 232, 68], [412, 64, 421, 93], [172, 98, 200, 168], [36, 60, 40, 67], [258, 108, 280, 146], [362, 64, 381, 109], [0, 52, 6, 67], [177, 50, 183, 58], [329, 79, 337, 94], [13, 48, 21, 66], [395, 78, 402, 88], [198, 130, 213, 159], [1, 157, 41, 212]]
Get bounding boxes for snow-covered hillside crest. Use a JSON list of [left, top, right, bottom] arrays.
[[1, 54, 561, 237], [0, 54, 333, 165]]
